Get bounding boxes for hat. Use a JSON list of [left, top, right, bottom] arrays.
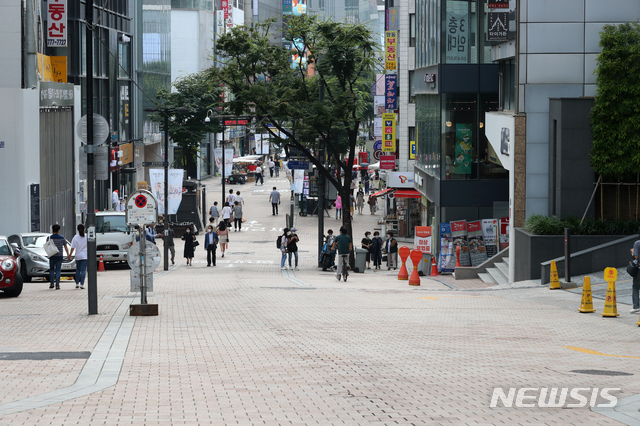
[[114, 189, 118, 193], [291, 228, 297, 232]]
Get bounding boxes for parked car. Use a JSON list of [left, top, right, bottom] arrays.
[[96, 212, 134, 264], [8, 233, 76, 282], [0, 236, 23, 297]]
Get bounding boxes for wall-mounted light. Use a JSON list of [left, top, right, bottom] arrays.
[[446, 121, 452, 127], [479, 122, 484, 128]]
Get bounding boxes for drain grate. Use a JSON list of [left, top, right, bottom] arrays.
[[0, 352, 91, 360], [571, 370, 633, 376]]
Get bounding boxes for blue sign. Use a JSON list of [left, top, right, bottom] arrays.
[[385, 74, 397, 110], [373, 140, 382, 151], [287, 160, 310, 170]]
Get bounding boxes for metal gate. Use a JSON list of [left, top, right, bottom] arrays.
[[39, 107, 75, 239]]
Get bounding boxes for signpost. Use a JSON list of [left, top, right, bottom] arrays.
[[125, 189, 159, 316], [287, 160, 310, 170]]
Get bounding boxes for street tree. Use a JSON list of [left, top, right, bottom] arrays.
[[208, 15, 378, 247], [151, 72, 223, 177]]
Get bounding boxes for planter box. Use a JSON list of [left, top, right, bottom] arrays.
[[514, 228, 624, 281]]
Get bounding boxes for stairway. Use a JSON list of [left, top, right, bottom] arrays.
[[478, 256, 509, 285]]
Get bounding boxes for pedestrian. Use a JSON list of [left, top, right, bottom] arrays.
[[226, 189, 235, 206], [350, 179, 356, 196], [146, 224, 157, 244], [361, 231, 372, 269], [385, 231, 398, 270], [204, 225, 218, 266], [209, 201, 220, 226], [349, 194, 355, 219], [164, 224, 176, 265], [269, 186, 281, 215], [235, 190, 244, 206], [255, 164, 263, 185], [279, 228, 289, 270], [68, 224, 88, 289], [335, 195, 342, 220], [275, 158, 280, 177], [287, 228, 300, 271], [368, 194, 377, 215], [356, 189, 365, 215], [182, 226, 196, 266], [371, 231, 383, 269], [289, 175, 295, 200], [630, 229, 640, 313], [221, 201, 232, 227], [217, 221, 229, 258], [233, 201, 243, 232], [111, 189, 119, 210], [331, 226, 352, 281], [48, 224, 70, 289], [268, 158, 275, 177], [364, 173, 370, 194]]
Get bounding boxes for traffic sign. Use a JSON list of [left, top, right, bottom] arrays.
[[373, 149, 382, 161], [76, 114, 110, 144], [287, 160, 310, 170], [125, 189, 158, 226], [142, 161, 168, 167], [128, 241, 161, 272]]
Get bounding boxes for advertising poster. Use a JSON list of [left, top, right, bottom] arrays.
[[467, 220, 488, 266], [499, 217, 510, 250], [454, 124, 473, 175], [439, 223, 455, 274], [148, 169, 184, 215], [414, 226, 432, 254], [451, 220, 471, 267], [213, 148, 234, 176], [482, 219, 499, 258], [445, 13, 468, 63]]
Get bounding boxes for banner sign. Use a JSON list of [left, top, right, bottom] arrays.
[[488, 0, 510, 8], [148, 169, 184, 215], [454, 123, 473, 174], [415, 226, 432, 254], [374, 96, 386, 116], [374, 117, 383, 137], [445, 13, 468, 63], [410, 140, 416, 159], [385, 74, 398, 110], [385, 31, 397, 70], [376, 73, 385, 96], [467, 220, 488, 266], [439, 223, 455, 274], [487, 12, 509, 41], [482, 219, 499, 258], [387, 7, 398, 31], [213, 148, 234, 177], [47, 0, 67, 47], [499, 216, 510, 250], [451, 220, 471, 267], [380, 155, 395, 170], [382, 113, 396, 152]]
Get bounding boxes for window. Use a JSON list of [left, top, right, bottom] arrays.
[[499, 59, 515, 111], [96, 215, 131, 233], [409, 14, 416, 47]]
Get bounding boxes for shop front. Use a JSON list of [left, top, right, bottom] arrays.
[[371, 172, 423, 239]]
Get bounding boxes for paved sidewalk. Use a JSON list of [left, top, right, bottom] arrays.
[[0, 173, 639, 425]]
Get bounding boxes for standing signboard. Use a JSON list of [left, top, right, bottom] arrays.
[[451, 220, 471, 266], [415, 226, 432, 254], [382, 113, 396, 152], [30, 184, 40, 232], [499, 217, 510, 250], [482, 219, 499, 258], [439, 223, 455, 274], [467, 220, 488, 266]]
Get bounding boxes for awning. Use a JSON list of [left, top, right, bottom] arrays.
[[232, 155, 262, 163], [393, 189, 421, 199], [370, 188, 394, 198]]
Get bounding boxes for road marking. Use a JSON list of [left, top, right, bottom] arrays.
[[419, 296, 500, 300], [564, 346, 640, 359]]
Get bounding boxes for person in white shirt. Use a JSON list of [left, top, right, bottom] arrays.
[[255, 165, 263, 185], [68, 224, 88, 289], [235, 190, 244, 205], [268, 159, 275, 177], [226, 189, 235, 205], [221, 202, 233, 227], [111, 190, 119, 210]]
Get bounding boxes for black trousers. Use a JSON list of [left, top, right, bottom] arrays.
[[234, 218, 242, 230], [207, 246, 217, 265], [272, 202, 279, 215]]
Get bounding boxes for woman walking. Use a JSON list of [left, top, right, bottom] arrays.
[[361, 231, 373, 269], [335, 195, 342, 220], [182, 226, 196, 266], [371, 231, 384, 270], [368, 195, 377, 215], [280, 228, 289, 270], [68, 224, 88, 289], [217, 221, 229, 258], [232, 201, 243, 232], [356, 190, 365, 215]]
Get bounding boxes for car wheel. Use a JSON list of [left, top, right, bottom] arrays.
[[20, 261, 32, 283], [5, 273, 23, 297]]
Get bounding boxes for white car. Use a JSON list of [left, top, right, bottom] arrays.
[[96, 212, 134, 264]]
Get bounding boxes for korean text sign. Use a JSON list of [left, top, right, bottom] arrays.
[[385, 74, 397, 110], [445, 13, 468, 63], [382, 113, 396, 152], [414, 226, 432, 254], [47, 0, 67, 47], [385, 31, 397, 71]]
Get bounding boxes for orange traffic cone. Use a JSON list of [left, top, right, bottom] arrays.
[[430, 258, 439, 276], [98, 254, 106, 272], [398, 246, 410, 280], [409, 249, 422, 286]]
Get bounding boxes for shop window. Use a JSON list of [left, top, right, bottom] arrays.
[[409, 14, 416, 47], [442, 93, 477, 180]]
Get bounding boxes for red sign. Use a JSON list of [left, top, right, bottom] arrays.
[[134, 195, 147, 208], [415, 226, 432, 254], [451, 220, 467, 233], [488, 0, 509, 8], [358, 151, 369, 164], [467, 221, 481, 233], [380, 155, 395, 170], [223, 119, 249, 126]]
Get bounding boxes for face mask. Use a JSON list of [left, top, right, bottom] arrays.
[[187, 230, 191, 233]]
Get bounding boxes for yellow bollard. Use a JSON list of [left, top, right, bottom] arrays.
[[549, 260, 561, 290], [578, 276, 595, 313], [601, 267, 619, 317]]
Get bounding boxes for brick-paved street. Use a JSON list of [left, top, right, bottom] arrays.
[[0, 173, 639, 425]]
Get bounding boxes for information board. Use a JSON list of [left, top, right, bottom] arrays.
[[125, 189, 158, 226]]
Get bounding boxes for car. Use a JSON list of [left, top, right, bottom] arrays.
[[95, 212, 134, 264], [8, 233, 76, 283], [0, 236, 23, 297]]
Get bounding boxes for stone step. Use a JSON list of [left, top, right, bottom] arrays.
[[496, 262, 509, 277], [478, 272, 495, 284], [487, 267, 508, 285], [502, 256, 509, 267]]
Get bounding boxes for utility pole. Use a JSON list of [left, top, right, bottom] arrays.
[[163, 113, 169, 271]]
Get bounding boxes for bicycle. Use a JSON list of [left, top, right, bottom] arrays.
[[337, 253, 349, 282]]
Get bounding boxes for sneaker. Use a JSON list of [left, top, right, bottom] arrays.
[[80, 285, 84, 289], [294, 267, 299, 271], [631, 308, 640, 313], [281, 266, 287, 270], [222, 253, 224, 258], [76, 284, 79, 289], [336, 274, 341, 281]]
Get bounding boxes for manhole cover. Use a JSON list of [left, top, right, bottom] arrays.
[[571, 370, 633, 376]]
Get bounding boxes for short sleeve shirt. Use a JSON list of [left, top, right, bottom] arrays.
[[49, 234, 67, 259], [235, 195, 243, 204], [70, 235, 88, 260], [270, 190, 281, 203], [334, 234, 351, 255]]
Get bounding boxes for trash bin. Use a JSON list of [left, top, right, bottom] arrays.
[[354, 248, 367, 273]]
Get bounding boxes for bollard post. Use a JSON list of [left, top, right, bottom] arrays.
[[564, 227, 571, 283]]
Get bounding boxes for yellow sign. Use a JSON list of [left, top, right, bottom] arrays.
[[385, 31, 397, 71], [120, 143, 134, 165], [137, 181, 148, 190], [410, 140, 416, 159], [604, 267, 617, 282], [37, 53, 67, 83], [382, 113, 396, 152]]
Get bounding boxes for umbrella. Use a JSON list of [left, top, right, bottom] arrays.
[[367, 162, 380, 170]]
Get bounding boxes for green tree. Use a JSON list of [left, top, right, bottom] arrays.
[[591, 22, 640, 178], [209, 15, 378, 242], [150, 72, 223, 175]]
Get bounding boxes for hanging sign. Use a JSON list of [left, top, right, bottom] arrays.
[[385, 31, 397, 70], [382, 113, 396, 152], [47, 0, 67, 47], [385, 74, 398, 110]]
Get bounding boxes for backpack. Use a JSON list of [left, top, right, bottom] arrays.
[[276, 235, 282, 248]]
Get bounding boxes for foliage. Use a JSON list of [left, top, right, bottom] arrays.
[[524, 214, 640, 235], [590, 22, 640, 178], [150, 72, 223, 168]]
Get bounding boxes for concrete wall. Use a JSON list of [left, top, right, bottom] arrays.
[[171, 10, 214, 83], [0, 1, 21, 89]]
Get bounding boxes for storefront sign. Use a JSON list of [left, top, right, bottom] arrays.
[[137, 181, 148, 190], [487, 12, 509, 41], [467, 221, 488, 266], [40, 81, 74, 107], [37, 54, 67, 83], [387, 7, 398, 31], [374, 117, 383, 137], [454, 124, 473, 175], [382, 113, 396, 152], [380, 155, 395, 170], [47, 0, 67, 47], [482, 219, 499, 258], [488, 0, 509, 8], [120, 142, 134, 165], [410, 140, 416, 159], [387, 172, 414, 188], [439, 223, 455, 274], [374, 96, 385, 116], [415, 226, 432, 254], [424, 73, 436, 84], [451, 220, 471, 267], [385, 74, 398, 110], [385, 31, 397, 71], [446, 13, 468, 63]]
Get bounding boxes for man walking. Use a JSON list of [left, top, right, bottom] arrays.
[[269, 186, 281, 215], [204, 225, 218, 266], [332, 226, 352, 281], [287, 228, 300, 271], [226, 189, 235, 206], [268, 158, 275, 177], [163, 224, 176, 265], [235, 190, 244, 206], [209, 201, 220, 226], [255, 164, 263, 185], [631, 229, 640, 313], [48, 224, 70, 290]]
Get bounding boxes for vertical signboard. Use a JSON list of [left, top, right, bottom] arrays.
[[385, 31, 397, 71], [446, 13, 468, 63], [382, 113, 396, 152], [487, 12, 509, 41], [410, 140, 416, 159], [439, 223, 455, 274], [499, 217, 510, 250], [451, 220, 471, 267], [30, 184, 40, 232], [482, 219, 499, 258], [387, 7, 398, 31], [454, 124, 473, 174], [226, 0, 233, 27], [415, 226, 432, 254], [376, 73, 385, 96], [385, 74, 398, 110], [47, 0, 67, 47]]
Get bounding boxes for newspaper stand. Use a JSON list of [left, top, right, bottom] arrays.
[[126, 189, 159, 316]]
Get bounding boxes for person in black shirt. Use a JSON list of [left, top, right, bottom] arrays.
[[361, 231, 372, 269], [287, 228, 299, 271]]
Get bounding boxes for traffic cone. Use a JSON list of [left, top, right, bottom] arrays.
[[549, 260, 561, 290], [398, 246, 410, 280], [578, 276, 595, 313], [455, 245, 461, 267], [601, 279, 619, 317], [98, 254, 106, 272], [430, 258, 439, 276], [409, 249, 422, 286], [636, 315, 640, 327]]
